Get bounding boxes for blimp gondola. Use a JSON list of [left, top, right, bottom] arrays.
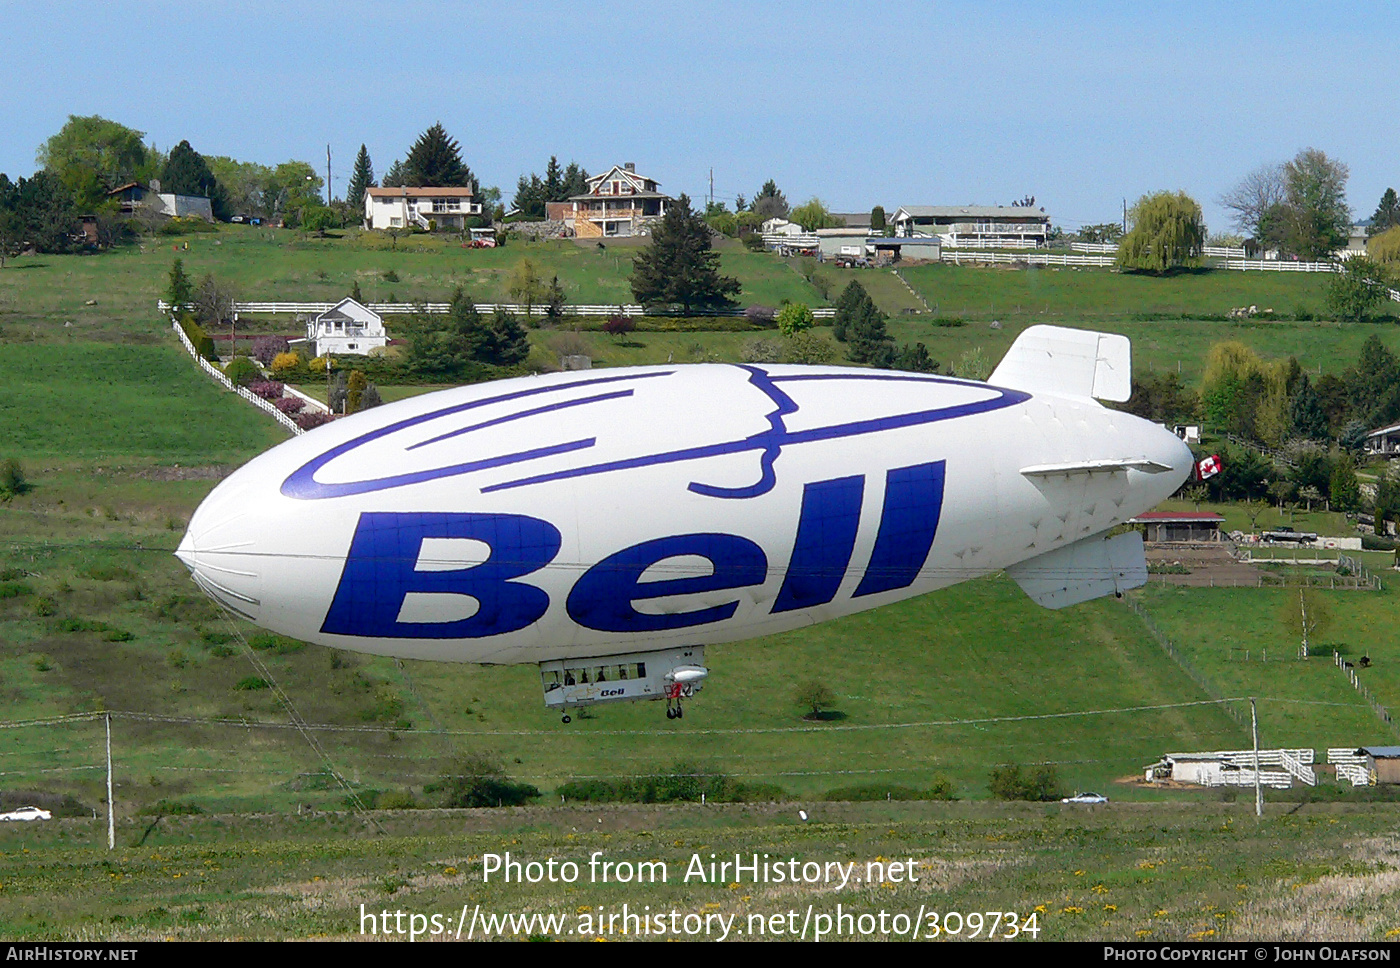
[[177, 325, 1192, 721]]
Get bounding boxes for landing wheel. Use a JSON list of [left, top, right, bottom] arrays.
[[665, 707, 676, 720], [561, 714, 572, 724], [676, 705, 684, 719]]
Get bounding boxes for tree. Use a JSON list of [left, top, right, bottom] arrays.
[[1327, 256, 1391, 321], [1281, 588, 1331, 660], [346, 144, 375, 213], [265, 161, 323, 225], [988, 763, 1064, 802], [1329, 455, 1361, 512], [161, 140, 230, 220], [472, 307, 530, 367], [507, 257, 545, 316], [1116, 191, 1205, 272], [1287, 376, 1329, 441], [752, 179, 788, 220], [434, 751, 539, 808], [793, 680, 837, 719], [776, 302, 814, 336], [1281, 148, 1350, 260], [544, 275, 567, 320], [1123, 371, 1199, 424], [166, 259, 193, 310], [1220, 163, 1286, 240], [192, 274, 235, 331], [402, 122, 475, 191], [381, 159, 405, 188], [1369, 188, 1399, 237], [37, 115, 153, 209], [630, 194, 740, 313], [1368, 225, 1400, 264], [870, 205, 886, 233], [790, 197, 842, 231]]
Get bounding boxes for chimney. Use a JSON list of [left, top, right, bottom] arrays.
[[624, 162, 635, 172]]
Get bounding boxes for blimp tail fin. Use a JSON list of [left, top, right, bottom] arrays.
[[1005, 531, 1147, 609], [989, 325, 1131, 402]]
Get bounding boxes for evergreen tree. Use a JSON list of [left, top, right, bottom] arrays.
[[402, 123, 475, 191], [1329, 455, 1361, 512], [471, 307, 530, 366], [833, 280, 871, 342], [346, 144, 375, 213], [161, 140, 230, 219], [544, 156, 563, 200], [870, 205, 887, 233], [561, 162, 588, 199], [513, 173, 547, 218], [1288, 376, 1329, 441], [752, 179, 788, 220], [630, 194, 740, 313], [846, 298, 893, 364], [1370, 188, 1399, 236], [381, 159, 405, 188], [166, 258, 193, 310]]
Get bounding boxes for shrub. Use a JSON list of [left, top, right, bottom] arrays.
[[270, 351, 303, 378], [252, 335, 290, 366], [246, 380, 284, 400], [177, 313, 216, 360], [776, 302, 815, 336], [824, 778, 956, 802], [222, 357, 261, 386], [794, 680, 837, 719], [988, 763, 1065, 801], [741, 337, 785, 363], [234, 677, 270, 691], [295, 412, 333, 431], [602, 315, 636, 339], [553, 763, 777, 803], [431, 752, 539, 808], [0, 459, 29, 498], [273, 396, 305, 415]]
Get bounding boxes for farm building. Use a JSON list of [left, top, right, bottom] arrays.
[[364, 187, 482, 231], [1130, 511, 1224, 543], [107, 181, 214, 221], [1146, 749, 1316, 789], [304, 298, 388, 356], [566, 164, 672, 238], [1356, 746, 1400, 785], [890, 204, 1049, 247]]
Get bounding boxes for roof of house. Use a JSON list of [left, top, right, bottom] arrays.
[[1365, 422, 1400, 438], [895, 205, 1049, 221], [366, 187, 475, 198], [1129, 512, 1225, 523]]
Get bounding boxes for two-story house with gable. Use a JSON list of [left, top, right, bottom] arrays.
[[566, 164, 673, 238], [364, 187, 482, 232]]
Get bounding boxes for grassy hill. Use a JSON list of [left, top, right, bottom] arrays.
[[3, 225, 1399, 819]]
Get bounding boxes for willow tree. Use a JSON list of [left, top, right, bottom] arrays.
[[1116, 191, 1205, 272]]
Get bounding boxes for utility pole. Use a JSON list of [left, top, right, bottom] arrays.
[[105, 713, 115, 850], [327, 145, 333, 206], [1122, 198, 1127, 235], [709, 168, 714, 210]]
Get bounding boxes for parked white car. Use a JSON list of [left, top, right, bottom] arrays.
[[0, 806, 52, 822], [1061, 793, 1109, 804]]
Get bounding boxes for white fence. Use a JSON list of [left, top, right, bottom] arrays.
[[943, 237, 1045, 250], [941, 250, 1118, 268], [1070, 241, 1119, 254], [1202, 245, 1248, 258], [1327, 748, 1373, 787], [170, 317, 303, 436], [1217, 258, 1340, 273], [162, 300, 834, 319], [762, 233, 820, 249]]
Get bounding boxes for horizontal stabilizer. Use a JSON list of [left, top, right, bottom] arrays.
[[1021, 458, 1174, 477], [989, 325, 1131, 402], [1005, 531, 1147, 609]]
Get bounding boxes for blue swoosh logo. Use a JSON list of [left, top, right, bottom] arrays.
[[281, 367, 1029, 501]]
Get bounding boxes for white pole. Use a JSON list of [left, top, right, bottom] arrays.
[[105, 713, 115, 851], [1250, 699, 1262, 818]]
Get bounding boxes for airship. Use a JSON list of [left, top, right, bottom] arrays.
[[177, 325, 1192, 721]]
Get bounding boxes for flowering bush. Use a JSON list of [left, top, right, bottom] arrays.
[[295, 412, 333, 430], [252, 335, 290, 366], [247, 380, 285, 400], [273, 396, 305, 415]]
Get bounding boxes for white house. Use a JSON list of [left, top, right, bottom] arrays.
[[364, 187, 482, 231], [306, 298, 388, 356]]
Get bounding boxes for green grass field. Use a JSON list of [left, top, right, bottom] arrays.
[[3, 802, 1399, 941], [4, 224, 1400, 940]]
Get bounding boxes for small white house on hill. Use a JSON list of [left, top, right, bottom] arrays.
[[307, 298, 387, 356]]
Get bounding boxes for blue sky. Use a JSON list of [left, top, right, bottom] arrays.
[[4, 1, 1396, 233]]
